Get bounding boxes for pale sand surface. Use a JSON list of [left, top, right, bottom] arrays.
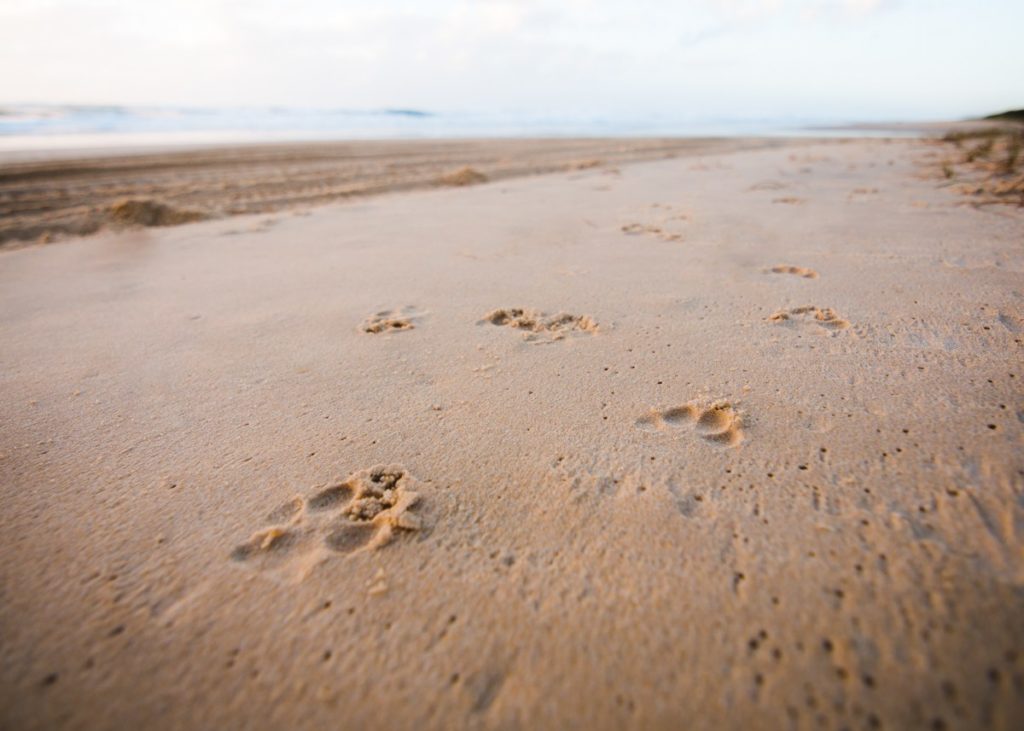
[[1, 138, 1022, 730]]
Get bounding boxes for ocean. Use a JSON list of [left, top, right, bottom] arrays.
[[0, 104, 911, 151]]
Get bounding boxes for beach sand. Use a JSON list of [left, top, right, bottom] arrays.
[[0, 137, 780, 247], [0, 137, 1022, 730]]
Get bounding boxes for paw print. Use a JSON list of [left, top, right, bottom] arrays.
[[231, 465, 422, 581], [768, 306, 850, 334], [635, 401, 744, 447], [360, 307, 425, 334]]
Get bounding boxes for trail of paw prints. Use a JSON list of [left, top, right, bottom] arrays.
[[360, 306, 424, 334], [231, 465, 422, 582], [481, 308, 598, 342], [769, 306, 850, 334], [635, 401, 744, 448], [768, 264, 818, 279]]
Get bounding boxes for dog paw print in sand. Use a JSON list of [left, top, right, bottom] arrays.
[[769, 306, 850, 334], [481, 308, 598, 342], [620, 222, 684, 242], [635, 401, 744, 447], [619, 202, 689, 242], [768, 264, 818, 279], [230, 465, 422, 581], [360, 307, 424, 334]]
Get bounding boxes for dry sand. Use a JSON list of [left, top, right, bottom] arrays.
[[0, 137, 1022, 730], [0, 137, 779, 247]]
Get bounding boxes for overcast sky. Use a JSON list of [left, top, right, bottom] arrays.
[[0, 0, 1020, 120]]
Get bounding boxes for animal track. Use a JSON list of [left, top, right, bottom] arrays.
[[620, 222, 683, 242], [769, 306, 850, 333], [769, 264, 818, 279], [635, 401, 744, 447], [360, 307, 422, 334], [266, 497, 303, 523], [772, 197, 806, 205], [482, 308, 598, 342], [231, 465, 422, 581]]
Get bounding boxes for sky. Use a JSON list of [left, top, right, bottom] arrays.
[[0, 0, 1020, 121]]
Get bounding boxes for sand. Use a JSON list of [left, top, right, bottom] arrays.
[[0, 136, 1022, 730], [0, 137, 781, 247]]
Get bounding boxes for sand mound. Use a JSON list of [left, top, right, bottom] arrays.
[[107, 199, 208, 228], [437, 167, 488, 186]]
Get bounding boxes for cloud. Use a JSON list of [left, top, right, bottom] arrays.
[[840, 0, 892, 15], [708, 0, 785, 21], [683, 0, 896, 49], [705, 0, 894, 22], [802, 0, 898, 20], [0, 0, 1018, 122]]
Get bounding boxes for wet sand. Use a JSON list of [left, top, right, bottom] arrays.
[[0, 137, 1022, 730]]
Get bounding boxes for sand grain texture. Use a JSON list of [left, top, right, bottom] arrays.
[[0, 137, 1022, 731]]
